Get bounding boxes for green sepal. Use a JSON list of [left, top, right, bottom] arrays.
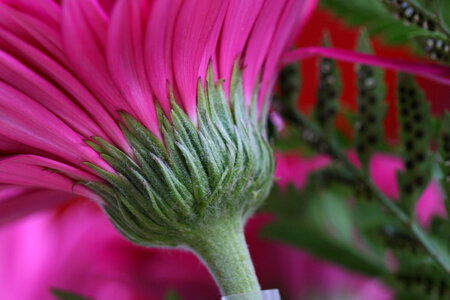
[[80, 63, 274, 247]]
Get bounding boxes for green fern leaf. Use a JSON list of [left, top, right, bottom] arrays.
[[320, 0, 431, 44], [354, 31, 387, 169], [396, 73, 432, 215], [314, 33, 342, 135], [439, 112, 450, 215]]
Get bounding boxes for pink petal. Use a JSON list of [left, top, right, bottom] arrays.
[[61, 0, 132, 115], [0, 155, 99, 200], [172, 0, 229, 123], [274, 152, 331, 189], [242, 0, 286, 101], [0, 186, 72, 226], [370, 154, 403, 199], [0, 134, 56, 158], [0, 3, 66, 65], [0, 27, 131, 152], [286, 0, 318, 47], [416, 182, 447, 227], [107, 0, 160, 139], [218, 0, 264, 96], [0, 81, 106, 167], [259, 0, 315, 109], [0, 49, 108, 140], [145, 0, 183, 115], [282, 47, 450, 85], [98, 0, 117, 16], [2, 0, 60, 30]]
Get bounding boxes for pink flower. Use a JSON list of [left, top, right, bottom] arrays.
[[274, 152, 330, 189], [0, 0, 317, 224]]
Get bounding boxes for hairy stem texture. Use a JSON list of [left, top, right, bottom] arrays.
[[187, 216, 261, 296]]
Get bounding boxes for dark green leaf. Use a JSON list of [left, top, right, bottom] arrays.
[[439, 111, 450, 214], [440, 0, 450, 33], [320, 0, 431, 45], [263, 219, 385, 276], [354, 30, 387, 168], [396, 73, 432, 215], [278, 62, 301, 108], [50, 289, 92, 300], [391, 259, 450, 300], [261, 184, 386, 276], [314, 33, 342, 135], [413, 33, 450, 65]]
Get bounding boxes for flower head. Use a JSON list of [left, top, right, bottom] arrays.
[[0, 0, 315, 231]]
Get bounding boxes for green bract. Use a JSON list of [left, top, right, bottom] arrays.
[[83, 66, 274, 248]]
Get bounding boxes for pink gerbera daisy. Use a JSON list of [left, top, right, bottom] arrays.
[[0, 0, 449, 297]]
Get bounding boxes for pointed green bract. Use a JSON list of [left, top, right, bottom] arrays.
[[81, 65, 274, 248], [354, 31, 387, 169], [397, 73, 432, 215]]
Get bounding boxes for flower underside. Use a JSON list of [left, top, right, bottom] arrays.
[[79, 66, 274, 247]]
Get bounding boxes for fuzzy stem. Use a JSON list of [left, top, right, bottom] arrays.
[[186, 216, 261, 297]]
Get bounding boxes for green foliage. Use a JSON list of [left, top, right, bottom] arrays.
[[320, 0, 450, 61], [396, 74, 433, 215], [261, 184, 387, 276], [392, 260, 450, 300], [383, 0, 450, 63], [441, 0, 450, 32], [278, 62, 301, 109], [354, 31, 387, 168], [414, 33, 450, 64], [314, 34, 342, 135], [50, 289, 92, 300], [320, 0, 429, 44], [439, 112, 450, 214]]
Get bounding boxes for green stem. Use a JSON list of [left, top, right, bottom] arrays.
[[276, 101, 450, 275], [186, 216, 261, 297]]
